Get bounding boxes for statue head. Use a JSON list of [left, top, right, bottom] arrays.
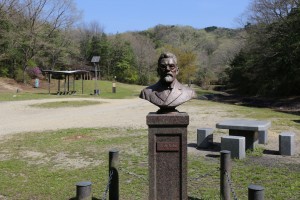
[[157, 52, 179, 84], [140, 51, 196, 114]]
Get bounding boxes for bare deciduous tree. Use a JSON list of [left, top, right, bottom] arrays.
[[7, 0, 79, 82], [248, 0, 299, 24], [122, 32, 157, 84]]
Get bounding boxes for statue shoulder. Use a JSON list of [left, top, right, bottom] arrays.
[[139, 82, 160, 99], [179, 83, 197, 99]]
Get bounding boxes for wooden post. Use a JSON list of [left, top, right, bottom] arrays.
[[73, 74, 75, 93], [64, 74, 66, 94], [109, 149, 119, 200], [81, 74, 84, 94], [220, 150, 231, 200], [67, 74, 70, 94], [248, 184, 264, 200], [76, 181, 92, 200], [58, 79, 60, 94], [48, 73, 51, 94]]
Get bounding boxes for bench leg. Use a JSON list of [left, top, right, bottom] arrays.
[[258, 130, 268, 144], [229, 130, 258, 150]]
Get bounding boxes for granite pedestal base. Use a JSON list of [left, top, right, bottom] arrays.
[[147, 112, 189, 200]]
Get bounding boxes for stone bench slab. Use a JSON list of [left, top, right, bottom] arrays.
[[216, 119, 271, 131]]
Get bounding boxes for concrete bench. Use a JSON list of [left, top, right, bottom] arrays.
[[221, 136, 245, 159], [216, 119, 271, 150], [279, 132, 295, 156], [196, 128, 213, 148]]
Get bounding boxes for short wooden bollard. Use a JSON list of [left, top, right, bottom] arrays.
[[112, 82, 116, 93], [248, 184, 264, 200], [76, 181, 92, 200], [220, 150, 231, 200], [109, 149, 119, 200]]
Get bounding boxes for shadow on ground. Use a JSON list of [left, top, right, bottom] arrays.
[[263, 149, 279, 155], [188, 197, 203, 200], [201, 93, 300, 116], [188, 142, 221, 158], [69, 198, 100, 200]]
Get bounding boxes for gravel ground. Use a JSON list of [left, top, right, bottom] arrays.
[[0, 98, 157, 136]]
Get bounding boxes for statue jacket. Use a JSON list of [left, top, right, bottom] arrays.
[[139, 79, 197, 108]]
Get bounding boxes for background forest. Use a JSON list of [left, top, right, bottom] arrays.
[[0, 0, 299, 96]]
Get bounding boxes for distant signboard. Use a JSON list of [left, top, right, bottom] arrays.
[[91, 56, 100, 63]]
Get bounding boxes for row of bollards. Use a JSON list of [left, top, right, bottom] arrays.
[[75, 149, 263, 200], [220, 150, 265, 200], [76, 149, 119, 200]]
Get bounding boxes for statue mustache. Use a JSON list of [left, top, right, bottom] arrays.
[[164, 73, 173, 77]]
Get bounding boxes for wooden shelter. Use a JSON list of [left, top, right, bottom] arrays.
[[42, 70, 89, 95]]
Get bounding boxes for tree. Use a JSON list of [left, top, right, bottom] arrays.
[[160, 45, 198, 85], [247, 0, 299, 24], [7, 0, 79, 82], [227, 5, 300, 96], [122, 32, 157, 85], [109, 35, 138, 83]]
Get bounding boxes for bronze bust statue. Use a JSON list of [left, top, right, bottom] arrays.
[[140, 52, 197, 113]]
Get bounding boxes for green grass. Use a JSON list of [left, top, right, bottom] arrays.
[[30, 100, 104, 108], [0, 80, 144, 101], [0, 126, 299, 199], [0, 80, 218, 102], [188, 151, 299, 200], [0, 92, 59, 101], [0, 83, 299, 199], [0, 128, 149, 200]]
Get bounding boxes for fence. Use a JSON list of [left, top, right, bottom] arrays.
[[75, 149, 265, 200]]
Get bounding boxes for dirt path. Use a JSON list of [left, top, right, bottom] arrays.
[[0, 97, 231, 137], [0, 97, 232, 137], [0, 98, 158, 136]]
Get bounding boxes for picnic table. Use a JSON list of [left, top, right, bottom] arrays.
[[216, 119, 271, 150]]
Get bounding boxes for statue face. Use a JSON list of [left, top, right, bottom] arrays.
[[158, 58, 179, 83]]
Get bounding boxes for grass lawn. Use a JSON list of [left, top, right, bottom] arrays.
[[0, 80, 143, 101], [0, 99, 299, 199], [0, 127, 299, 200], [0, 79, 216, 102], [0, 80, 299, 199]]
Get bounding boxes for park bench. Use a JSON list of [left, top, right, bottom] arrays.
[[216, 119, 271, 150]]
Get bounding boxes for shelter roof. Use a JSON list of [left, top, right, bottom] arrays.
[[42, 70, 89, 75]]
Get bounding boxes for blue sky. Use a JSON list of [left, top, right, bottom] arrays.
[[74, 0, 251, 34]]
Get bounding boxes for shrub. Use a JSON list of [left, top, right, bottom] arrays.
[[14, 68, 30, 83], [26, 67, 43, 79]]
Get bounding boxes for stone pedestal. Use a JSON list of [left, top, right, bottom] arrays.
[[147, 112, 189, 200]]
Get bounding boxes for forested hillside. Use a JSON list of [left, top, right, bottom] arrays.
[[0, 0, 299, 96], [227, 0, 300, 96]]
